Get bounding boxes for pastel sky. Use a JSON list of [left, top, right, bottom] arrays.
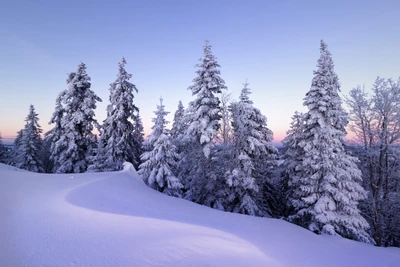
[[1, 0, 399, 144]]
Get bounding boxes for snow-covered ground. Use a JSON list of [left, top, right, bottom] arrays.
[[1, 163, 399, 267]]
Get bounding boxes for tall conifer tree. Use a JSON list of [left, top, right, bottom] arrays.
[[170, 100, 186, 139], [132, 112, 145, 170], [286, 41, 371, 242], [139, 98, 182, 196], [91, 58, 139, 171], [180, 41, 227, 208], [17, 105, 44, 172], [49, 63, 102, 173], [228, 82, 277, 215]]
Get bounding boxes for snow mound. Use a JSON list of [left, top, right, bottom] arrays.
[[0, 162, 28, 172], [1, 166, 399, 267], [122, 161, 143, 183]]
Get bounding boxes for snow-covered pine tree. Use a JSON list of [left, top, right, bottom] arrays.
[[139, 98, 182, 196], [282, 112, 304, 154], [179, 41, 228, 208], [185, 40, 227, 158], [48, 90, 66, 172], [86, 135, 107, 173], [280, 111, 304, 216], [143, 97, 169, 150], [49, 63, 102, 173], [228, 82, 277, 216], [9, 129, 24, 166], [90, 58, 138, 172], [170, 100, 186, 139], [86, 134, 98, 171], [14, 130, 24, 148], [170, 101, 190, 180], [40, 131, 54, 173], [287, 40, 371, 243], [132, 111, 144, 170], [16, 104, 44, 172]]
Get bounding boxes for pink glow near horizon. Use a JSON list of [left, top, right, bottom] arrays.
[[1, 126, 358, 146]]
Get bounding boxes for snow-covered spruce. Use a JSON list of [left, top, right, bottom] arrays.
[[39, 131, 55, 173], [280, 111, 304, 215], [89, 58, 139, 172], [179, 41, 227, 207], [14, 105, 44, 172], [139, 98, 182, 196], [131, 112, 145, 170], [49, 62, 102, 173], [286, 40, 371, 243], [184, 40, 227, 158], [170, 100, 186, 139], [47, 90, 65, 171], [10, 129, 24, 166], [228, 82, 277, 216]]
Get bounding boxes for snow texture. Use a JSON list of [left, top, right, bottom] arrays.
[[1, 162, 399, 267]]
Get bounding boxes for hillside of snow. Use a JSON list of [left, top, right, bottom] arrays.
[[1, 162, 399, 267]]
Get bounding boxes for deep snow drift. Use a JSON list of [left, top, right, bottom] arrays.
[[1, 163, 399, 267]]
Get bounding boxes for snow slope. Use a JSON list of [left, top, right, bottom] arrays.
[[1, 163, 399, 267]]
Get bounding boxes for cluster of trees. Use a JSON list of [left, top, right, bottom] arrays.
[[5, 59, 144, 174], [346, 78, 400, 247], [278, 42, 400, 246], [2, 41, 400, 247]]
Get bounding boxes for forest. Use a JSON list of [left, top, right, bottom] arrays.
[[0, 40, 399, 248]]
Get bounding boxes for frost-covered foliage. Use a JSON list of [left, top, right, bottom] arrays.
[[185, 40, 227, 158], [39, 131, 54, 173], [87, 136, 106, 173], [280, 111, 304, 216], [9, 129, 24, 166], [170, 100, 186, 139], [145, 98, 169, 149], [15, 105, 44, 172], [139, 98, 182, 196], [282, 112, 304, 155], [286, 40, 371, 243], [132, 112, 145, 170], [180, 41, 227, 208], [227, 82, 277, 216], [90, 58, 139, 172], [346, 77, 400, 246], [47, 91, 65, 170], [218, 92, 233, 144], [49, 62, 102, 173]]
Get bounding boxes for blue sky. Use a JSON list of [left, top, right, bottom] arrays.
[[1, 0, 399, 144]]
